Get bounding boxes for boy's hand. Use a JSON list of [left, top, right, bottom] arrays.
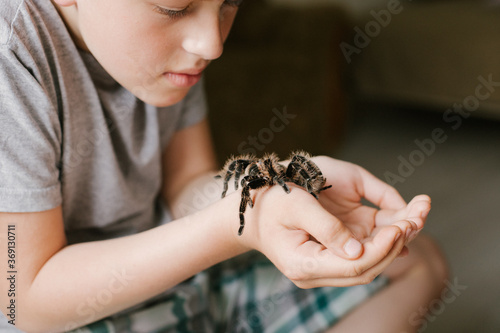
[[311, 156, 430, 244], [232, 156, 431, 288]]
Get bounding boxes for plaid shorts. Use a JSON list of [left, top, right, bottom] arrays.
[[68, 252, 388, 333]]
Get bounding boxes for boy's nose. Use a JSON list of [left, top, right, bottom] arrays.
[[182, 12, 224, 60]]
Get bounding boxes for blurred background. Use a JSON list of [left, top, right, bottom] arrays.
[[205, 0, 500, 332]]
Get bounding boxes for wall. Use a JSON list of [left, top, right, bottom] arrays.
[[269, 0, 391, 17]]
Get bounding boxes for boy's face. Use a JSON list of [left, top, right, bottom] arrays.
[[55, 0, 239, 107]]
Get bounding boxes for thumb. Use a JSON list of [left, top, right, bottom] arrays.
[[299, 209, 363, 260]]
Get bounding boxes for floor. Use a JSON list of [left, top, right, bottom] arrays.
[[333, 102, 500, 333]]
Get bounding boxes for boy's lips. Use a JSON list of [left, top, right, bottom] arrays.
[[164, 68, 204, 88]]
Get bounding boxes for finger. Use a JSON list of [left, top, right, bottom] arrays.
[[342, 226, 407, 285], [406, 194, 431, 222], [391, 219, 418, 241], [358, 166, 406, 210], [375, 195, 431, 229], [308, 237, 406, 288], [296, 207, 364, 259], [294, 224, 406, 288], [337, 219, 414, 277]]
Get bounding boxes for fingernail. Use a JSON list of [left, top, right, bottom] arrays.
[[344, 238, 362, 258], [421, 209, 429, 219]]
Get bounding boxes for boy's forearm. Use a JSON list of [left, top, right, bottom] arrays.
[[167, 171, 226, 219], [20, 196, 246, 333]]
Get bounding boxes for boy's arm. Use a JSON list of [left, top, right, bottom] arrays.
[[161, 119, 223, 218], [0, 198, 246, 332], [0, 120, 242, 332], [161, 119, 219, 211]]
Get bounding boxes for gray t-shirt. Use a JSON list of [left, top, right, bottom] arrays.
[[0, 0, 207, 244]]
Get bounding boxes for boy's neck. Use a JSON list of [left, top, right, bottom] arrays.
[[51, 0, 90, 52]]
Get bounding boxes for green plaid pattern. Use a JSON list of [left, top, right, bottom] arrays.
[[68, 252, 388, 333]]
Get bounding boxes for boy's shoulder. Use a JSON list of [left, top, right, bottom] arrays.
[[0, 0, 23, 45], [0, 0, 58, 47]]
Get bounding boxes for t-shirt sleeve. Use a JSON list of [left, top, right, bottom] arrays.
[[175, 77, 208, 130], [0, 47, 62, 212]]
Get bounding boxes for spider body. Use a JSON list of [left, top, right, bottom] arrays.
[[216, 151, 331, 235]]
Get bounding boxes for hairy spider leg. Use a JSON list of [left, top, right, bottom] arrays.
[[247, 163, 260, 177], [295, 156, 333, 193], [232, 159, 253, 191], [238, 176, 269, 236], [318, 184, 332, 193], [244, 163, 261, 207], [286, 158, 318, 198], [219, 159, 253, 198], [216, 161, 238, 198], [296, 157, 333, 194], [286, 155, 332, 198], [220, 167, 235, 198], [263, 158, 290, 194]]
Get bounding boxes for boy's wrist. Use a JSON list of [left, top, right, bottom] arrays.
[[211, 191, 253, 255], [220, 185, 287, 254]]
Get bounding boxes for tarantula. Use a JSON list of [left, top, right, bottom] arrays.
[[215, 151, 332, 235]]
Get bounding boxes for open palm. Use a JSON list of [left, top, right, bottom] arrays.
[[312, 156, 430, 242]]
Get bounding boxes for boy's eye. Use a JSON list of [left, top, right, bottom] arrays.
[[154, 0, 243, 19], [153, 5, 190, 19]]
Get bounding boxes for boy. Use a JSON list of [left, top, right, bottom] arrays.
[[0, 0, 447, 332]]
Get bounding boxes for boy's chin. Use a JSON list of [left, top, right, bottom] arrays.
[[132, 87, 189, 108]]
